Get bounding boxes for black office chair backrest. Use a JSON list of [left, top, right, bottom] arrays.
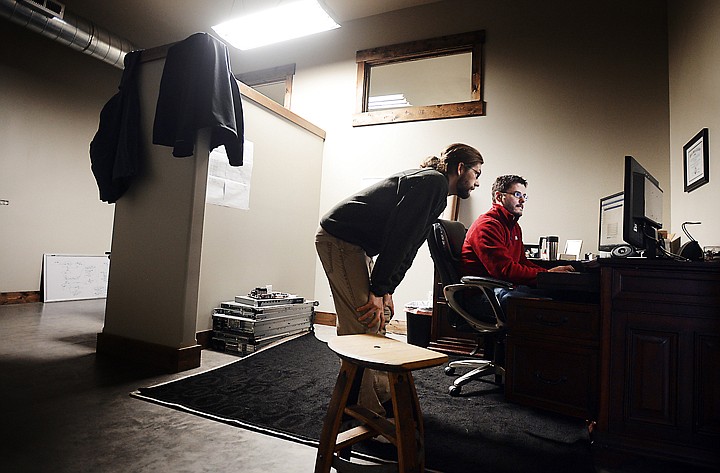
[[428, 219, 474, 330], [428, 219, 507, 331], [427, 219, 467, 287]]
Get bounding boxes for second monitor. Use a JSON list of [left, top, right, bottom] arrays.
[[598, 155, 663, 257]]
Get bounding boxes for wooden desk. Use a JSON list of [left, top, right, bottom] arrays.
[[430, 259, 720, 468]]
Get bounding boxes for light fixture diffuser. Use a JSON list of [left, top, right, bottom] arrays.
[[212, 0, 340, 50]]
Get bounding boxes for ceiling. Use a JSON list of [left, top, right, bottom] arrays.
[[58, 0, 446, 50]]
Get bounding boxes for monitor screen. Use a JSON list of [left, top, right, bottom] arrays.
[[598, 192, 624, 252], [623, 155, 663, 256]]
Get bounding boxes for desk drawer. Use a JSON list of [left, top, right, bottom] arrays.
[[508, 299, 599, 341], [506, 336, 599, 419], [609, 268, 720, 318]]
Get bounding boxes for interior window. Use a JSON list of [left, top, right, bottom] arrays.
[[354, 30, 485, 126], [237, 64, 295, 108]]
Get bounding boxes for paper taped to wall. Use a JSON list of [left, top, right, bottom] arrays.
[[206, 140, 254, 210]]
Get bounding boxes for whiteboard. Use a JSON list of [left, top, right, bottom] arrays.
[[43, 254, 110, 302]]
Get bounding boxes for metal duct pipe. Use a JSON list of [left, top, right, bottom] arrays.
[[0, 0, 136, 69]]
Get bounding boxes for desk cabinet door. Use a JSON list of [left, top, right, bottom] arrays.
[[608, 310, 720, 449]]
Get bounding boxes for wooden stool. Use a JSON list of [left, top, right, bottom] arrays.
[[314, 334, 448, 473]]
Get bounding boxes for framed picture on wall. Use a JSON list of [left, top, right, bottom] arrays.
[[683, 128, 709, 192]]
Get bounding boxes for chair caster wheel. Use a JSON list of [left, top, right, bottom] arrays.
[[445, 366, 456, 376], [449, 385, 461, 396]]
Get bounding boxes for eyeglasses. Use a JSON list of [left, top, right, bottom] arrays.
[[465, 165, 481, 179], [501, 191, 529, 201]]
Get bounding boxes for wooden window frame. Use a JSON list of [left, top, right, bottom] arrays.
[[353, 30, 485, 127], [236, 63, 296, 108]]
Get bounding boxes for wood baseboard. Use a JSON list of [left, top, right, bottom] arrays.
[[196, 329, 212, 348], [314, 311, 336, 326], [0, 291, 41, 305], [311, 311, 407, 335], [96, 332, 201, 373]]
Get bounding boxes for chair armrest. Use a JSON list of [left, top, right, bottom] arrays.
[[460, 276, 514, 290], [444, 283, 504, 332]]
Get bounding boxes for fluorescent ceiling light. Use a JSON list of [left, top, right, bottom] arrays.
[[212, 0, 340, 50]]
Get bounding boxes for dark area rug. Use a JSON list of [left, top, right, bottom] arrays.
[[133, 332, 594, 473]]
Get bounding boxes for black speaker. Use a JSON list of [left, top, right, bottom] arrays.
[[611, 245, 636, 258]]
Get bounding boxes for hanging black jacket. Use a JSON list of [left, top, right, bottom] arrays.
[[152, 32, 244, 166], [89, 50, 142, 203]]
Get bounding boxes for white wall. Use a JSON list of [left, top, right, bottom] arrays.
[[0, 22, 118, 292], [668, 0, 720, 248], [197, 98, 324, 330], [231, 0, 671, 315]]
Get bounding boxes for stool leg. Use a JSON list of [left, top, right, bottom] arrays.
[[314, 360, 361, 473], [338, 363, 364, 461], [389, 371, 423, 473], [406, 371, 424, 440]]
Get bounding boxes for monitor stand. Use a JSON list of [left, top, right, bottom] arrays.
[[642, 225, 661, 258]]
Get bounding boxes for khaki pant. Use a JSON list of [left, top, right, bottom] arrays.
[[315, 227, 392, 416]]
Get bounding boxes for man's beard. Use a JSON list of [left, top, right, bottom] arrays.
[[457, 185, 472, 199]]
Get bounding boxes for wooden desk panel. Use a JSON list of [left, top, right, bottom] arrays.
[[595, 259, 720, 469], [505, 298, 600, 419]]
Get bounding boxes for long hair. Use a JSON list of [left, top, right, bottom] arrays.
[[420, 143, 483, 175]]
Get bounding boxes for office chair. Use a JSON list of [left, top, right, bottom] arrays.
[[427, 219, 513, 396]]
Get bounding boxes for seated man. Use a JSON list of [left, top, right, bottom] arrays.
[[460, 174, 574, 314]]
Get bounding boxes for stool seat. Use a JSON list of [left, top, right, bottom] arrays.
[[315, 334, 448, 473], [329, 334, 449, 372]]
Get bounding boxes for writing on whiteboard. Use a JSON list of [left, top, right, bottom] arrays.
[[43, 254, 110, 302]]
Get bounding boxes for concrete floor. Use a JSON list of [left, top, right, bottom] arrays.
[[0, 299, 323, 473], [1, 299, 714, 473]]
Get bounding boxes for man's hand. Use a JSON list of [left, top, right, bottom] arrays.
[[382, 294, 394, 318], [356, 292, 385, 329], [381, 294, 394, 331], [548, 265, 576, 273]]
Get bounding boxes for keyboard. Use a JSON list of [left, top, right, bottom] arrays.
[[568, 259, 600, 272]]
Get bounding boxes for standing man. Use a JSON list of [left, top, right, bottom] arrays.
[[315, 143, 484, 416], [461, 175, 574, 311]]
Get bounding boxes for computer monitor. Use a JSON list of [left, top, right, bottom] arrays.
[[622, 155, 663, 257], [598, 191, 624, 252]]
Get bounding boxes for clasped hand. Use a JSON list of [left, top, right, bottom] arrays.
[[356, 292, 394, 331]]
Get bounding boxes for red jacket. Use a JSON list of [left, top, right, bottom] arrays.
[[460, 203, 546, 286]]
